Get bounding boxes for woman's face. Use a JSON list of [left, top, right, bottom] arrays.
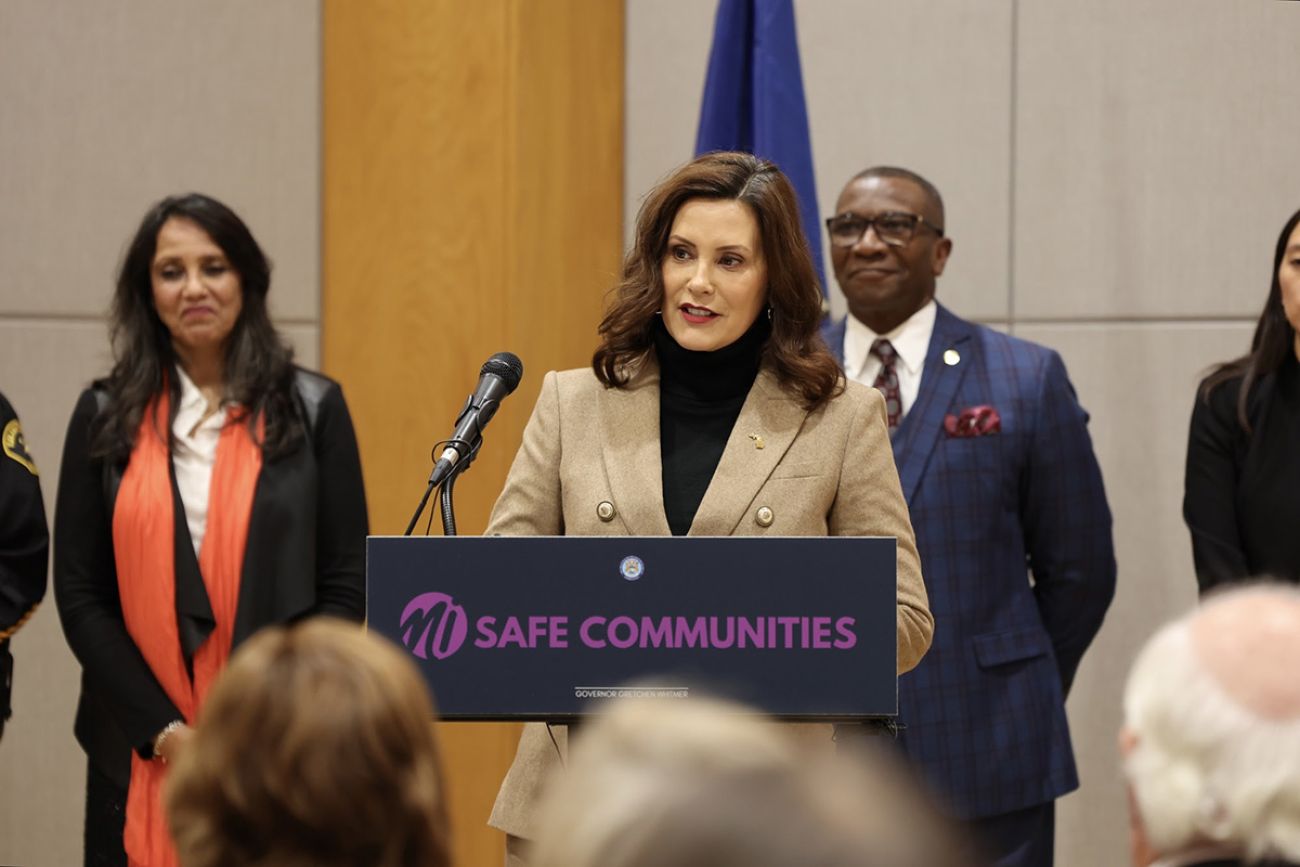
[[660, 197, 768, 352], [1279, 221, 1300, 335], [151, 217, 243, 359]]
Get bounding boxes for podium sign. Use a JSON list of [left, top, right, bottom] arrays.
[[367, 536, 897, 722]]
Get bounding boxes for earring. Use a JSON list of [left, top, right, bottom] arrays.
[[766, 306, 774, 321]]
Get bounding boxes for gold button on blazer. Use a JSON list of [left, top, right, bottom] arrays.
[[484, 357, 932, 841]]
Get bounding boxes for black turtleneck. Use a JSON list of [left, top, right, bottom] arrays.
[[653, 315, 768, 535]]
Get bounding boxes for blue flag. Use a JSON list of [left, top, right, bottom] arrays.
[[695, 0, 825, 296]]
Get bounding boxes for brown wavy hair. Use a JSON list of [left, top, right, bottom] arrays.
[[166, 619, 451, 867], [593, 151, 842, 410]]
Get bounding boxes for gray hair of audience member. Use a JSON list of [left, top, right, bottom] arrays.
[[1122, 583, 1300, 862], [165, 618, 451, 867], [530, 697, 974, 867]]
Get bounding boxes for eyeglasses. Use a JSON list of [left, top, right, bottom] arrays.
[[824, 211, 944, 248]]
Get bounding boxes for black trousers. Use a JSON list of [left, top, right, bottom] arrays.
[[84, 762, 127, 867]]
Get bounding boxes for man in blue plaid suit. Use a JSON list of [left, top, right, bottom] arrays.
[[821, 167, 1115, 867]]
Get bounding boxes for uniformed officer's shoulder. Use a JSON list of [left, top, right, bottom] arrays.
[[0, 391, 38, 477]]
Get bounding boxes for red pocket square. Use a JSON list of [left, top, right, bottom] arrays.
[[944, 405, 1001, 438]]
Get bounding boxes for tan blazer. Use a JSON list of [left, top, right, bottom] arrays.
[[485, 358, 932, 839]]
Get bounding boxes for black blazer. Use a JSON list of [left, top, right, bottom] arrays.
[[1184, 358, 1300, 593], [54, 369, 368, 786]]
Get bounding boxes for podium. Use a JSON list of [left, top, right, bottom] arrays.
[[366, 536, 898, 723]]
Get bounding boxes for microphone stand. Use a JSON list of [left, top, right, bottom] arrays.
[[404, 477, 438, 537], [437, 439, 481, 537], [403, 438, 482, 537]]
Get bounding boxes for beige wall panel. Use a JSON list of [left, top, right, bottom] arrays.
[[0, 0, 321, 322], [0, 321, 112, 867], [624, 0, 714, 242], [625, 0, 1013, 323], [281, 323, 321, 371], [1014, 0, 1300, 320], [1015, 321, 1253, 867], [323, 3, 622, 865], [799, 0, 1013, 323]]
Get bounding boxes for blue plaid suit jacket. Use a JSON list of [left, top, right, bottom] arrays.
[[824, 304, 1115, 819]]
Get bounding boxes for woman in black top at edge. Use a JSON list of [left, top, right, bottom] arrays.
[[1184, 207, 1300, 593]]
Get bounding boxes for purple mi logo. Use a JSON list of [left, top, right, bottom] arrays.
[[399, 592, 469, 660]]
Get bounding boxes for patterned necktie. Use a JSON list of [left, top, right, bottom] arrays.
[[870, 338, 902, 431]]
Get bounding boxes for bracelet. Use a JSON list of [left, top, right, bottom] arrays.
[[152, 720, 186, 760]]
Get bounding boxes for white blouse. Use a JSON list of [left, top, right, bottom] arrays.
[[171, 367, 227, 556]]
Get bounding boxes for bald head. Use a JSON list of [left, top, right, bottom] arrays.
[[1192, 586, 1300, 721]]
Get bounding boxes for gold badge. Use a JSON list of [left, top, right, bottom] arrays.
[[3, 419, 38, 476], [748, 434, 765, 450]]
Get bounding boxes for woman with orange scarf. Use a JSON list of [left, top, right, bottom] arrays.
[[53, 194, 368, 867]]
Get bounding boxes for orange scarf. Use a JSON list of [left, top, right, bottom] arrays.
[[112, 388, 263, 867]]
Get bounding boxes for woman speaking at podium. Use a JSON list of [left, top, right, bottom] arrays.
[[483, 151, 932, 863]]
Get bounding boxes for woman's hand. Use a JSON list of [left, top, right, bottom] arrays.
[[154, 721, 195, 764]]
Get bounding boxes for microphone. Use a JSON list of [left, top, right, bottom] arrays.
[[427, 352, 524, 487]]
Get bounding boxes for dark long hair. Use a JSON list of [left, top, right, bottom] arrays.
[[1200, 207, 1300, 432], [93, 193, 299, 460], [593, 151, 842, 411]]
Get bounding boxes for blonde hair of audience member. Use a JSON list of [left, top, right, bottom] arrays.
[[165, 618, 451, 867], [1122, 583, 1300, 864], [530, 697, 974, 867]]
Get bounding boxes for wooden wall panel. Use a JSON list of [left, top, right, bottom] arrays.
[[323, 2, 622, 865]]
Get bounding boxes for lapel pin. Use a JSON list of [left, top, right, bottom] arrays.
[[943, 349, 961, 366], [748, 434, 765, 450]]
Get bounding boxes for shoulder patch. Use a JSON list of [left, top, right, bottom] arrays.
[[2, 418, 38, 476]]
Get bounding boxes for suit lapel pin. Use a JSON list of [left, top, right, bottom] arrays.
[[943, 349, 961, 366], [748, 434, 765, 450]]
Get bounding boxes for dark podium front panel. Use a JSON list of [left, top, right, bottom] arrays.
[[367, 536, 897, 722]]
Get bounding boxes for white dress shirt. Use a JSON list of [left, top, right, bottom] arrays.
[[171, 366, 227, 556], [842, 299, 937, 422]]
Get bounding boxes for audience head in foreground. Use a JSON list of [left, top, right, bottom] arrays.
[[1122, 583, 1300, 866], [166, 618, 451, 867], [531, 696, 975, 867]]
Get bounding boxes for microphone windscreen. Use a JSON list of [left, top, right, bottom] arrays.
[[481, 352, 524, 393]]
